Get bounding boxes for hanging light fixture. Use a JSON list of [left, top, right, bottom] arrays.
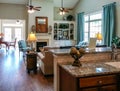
[[28, 8, 35, 13], [27, 0, 41, 14], [59, 0, 72, 15], [59, 0, 65, 15], [59, 9, 65, 15]]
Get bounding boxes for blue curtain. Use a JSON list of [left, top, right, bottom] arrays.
[[77, 12, 84, 44], [102, 2, 116, 47]]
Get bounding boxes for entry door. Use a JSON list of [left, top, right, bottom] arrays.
[[3, 27, 22, 42], [4, 27, 12, 41]]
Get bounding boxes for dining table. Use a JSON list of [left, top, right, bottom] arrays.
[[0, 38, 10, 51]]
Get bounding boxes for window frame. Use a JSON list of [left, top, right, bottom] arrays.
[[84, 11, 103, 42]]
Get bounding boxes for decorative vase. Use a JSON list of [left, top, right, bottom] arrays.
[[72, 59, 82, 67], [72, 55, 82, 67], [70, 47, 85, 67]]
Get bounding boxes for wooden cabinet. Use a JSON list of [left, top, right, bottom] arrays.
[[59, 66, 120, 91], [53, 21, 75, 40], [26, 53, 37, 74]]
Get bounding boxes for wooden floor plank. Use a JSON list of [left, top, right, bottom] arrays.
[[0, 48, 53, 91]]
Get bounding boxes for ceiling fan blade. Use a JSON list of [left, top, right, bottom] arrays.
[[27, 0, 41, 12], [35, 7, 41, 8], [64, 10, 69, 13], [59, 0, 71, 14], [33, 8, 40, 11], [67, 8, 73, 10]]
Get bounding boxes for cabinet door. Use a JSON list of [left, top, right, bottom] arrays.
[[101, 85, 117, 91]]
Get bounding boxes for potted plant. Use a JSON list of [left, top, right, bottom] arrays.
[[111, 36, 120, 48]]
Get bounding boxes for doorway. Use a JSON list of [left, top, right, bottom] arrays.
[[3, 27, 22, 41], [1, 19, 26, 47]]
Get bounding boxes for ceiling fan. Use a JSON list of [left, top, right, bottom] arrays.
[[27, 0, 41, 13], [59, 0, 72, 15]]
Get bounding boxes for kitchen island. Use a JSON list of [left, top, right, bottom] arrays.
[[50, 47, 113, 91], [59, 62, 120, 91]]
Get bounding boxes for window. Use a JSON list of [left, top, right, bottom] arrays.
[[84, 11, 102, 42]]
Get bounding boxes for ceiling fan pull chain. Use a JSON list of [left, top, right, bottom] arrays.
[[30, 0, 32, 5], [62, 0, 63, 8]]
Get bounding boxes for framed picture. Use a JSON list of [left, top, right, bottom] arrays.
[[36, 17, 48, 33]]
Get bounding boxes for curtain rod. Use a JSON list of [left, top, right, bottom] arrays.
[[103, 2, 116, 7]]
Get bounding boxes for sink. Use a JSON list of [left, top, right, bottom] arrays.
[[105, 62, 120, 69]]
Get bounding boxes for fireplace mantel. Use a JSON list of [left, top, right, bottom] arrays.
[[37, 39, 49, 45], [36, 33, 52, 46]]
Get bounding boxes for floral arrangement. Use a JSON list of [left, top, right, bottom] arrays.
[[70, 47, 85, 67]]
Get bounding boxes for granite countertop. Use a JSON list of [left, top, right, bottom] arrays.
[[85, 47, 112, 53], [60, 61, 120, 78], [49, 49, 70, 55], [50, 47, 112, 55]]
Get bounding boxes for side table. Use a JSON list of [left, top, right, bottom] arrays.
[[26, 53, 37, 74]]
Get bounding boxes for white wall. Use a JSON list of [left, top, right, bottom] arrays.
[[74, 0, 120, 36], [28, 0, 54, 45], [0, 20, 1, 33], [0, 3, 28, 39], [0, 3, 27, 20]]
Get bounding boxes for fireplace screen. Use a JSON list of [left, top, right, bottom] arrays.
[[36, 42, 47, 52]]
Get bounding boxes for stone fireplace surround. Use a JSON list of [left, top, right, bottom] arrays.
[[36, 39, 49, 52], [36, 34, 51, 51], [35, 33, 76, 51]]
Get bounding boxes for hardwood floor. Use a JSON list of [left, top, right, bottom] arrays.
[[0, 48, 53, 91]]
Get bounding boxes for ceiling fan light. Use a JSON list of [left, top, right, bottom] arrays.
[[63, 11, 65, 15], [59, 11, 63, 15], [28, 9, 34, 13], [59, 11, 65, 15]]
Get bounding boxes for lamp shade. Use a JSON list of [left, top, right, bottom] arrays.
[[27, 32, 37, 42], [96, 32, 102, 40]]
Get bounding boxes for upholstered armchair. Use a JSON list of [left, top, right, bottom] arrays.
[[18, 40, 31, 57], [37, 51, 53, 75]]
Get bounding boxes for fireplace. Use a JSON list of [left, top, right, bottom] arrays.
[[36, 39, 49, 52]]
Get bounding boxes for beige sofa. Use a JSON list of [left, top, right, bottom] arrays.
[[38, 51, 53, 75], [37, 46, 60, 75], [37, 40, 76, 75]]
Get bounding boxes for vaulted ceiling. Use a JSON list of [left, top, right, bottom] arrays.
[[0, 0, 79, 8]]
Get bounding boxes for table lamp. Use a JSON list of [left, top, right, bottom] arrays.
[[96, 32, 102, 45], [27, 32, 37, 51]]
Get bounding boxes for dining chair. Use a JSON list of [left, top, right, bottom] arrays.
[[9, 38, 17, 49]]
